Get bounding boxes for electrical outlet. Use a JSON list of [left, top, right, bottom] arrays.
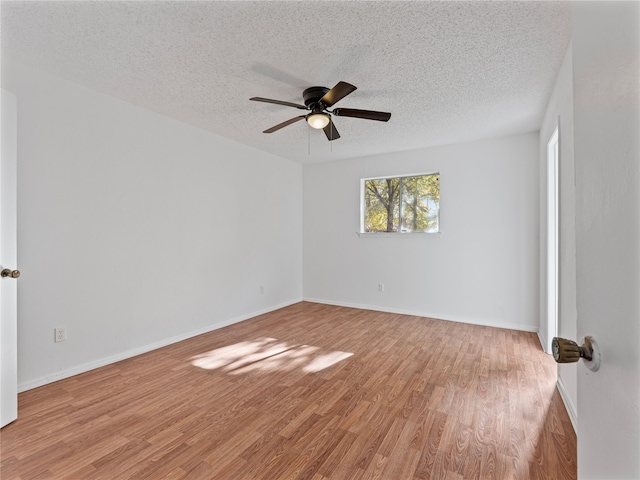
[[378, 283, 385, 292], [54, 326, 66, 343], [260, 285, 264, 294]]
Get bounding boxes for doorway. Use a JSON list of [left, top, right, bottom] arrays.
[[546, 126, 559, 353]]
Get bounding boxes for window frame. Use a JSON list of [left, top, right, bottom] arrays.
[[359, 171, 441, 236]]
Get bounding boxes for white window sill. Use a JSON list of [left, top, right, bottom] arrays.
[[356, 231, 443, 238]]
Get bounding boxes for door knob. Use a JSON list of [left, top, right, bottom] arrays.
[[1, 268, 20, 279], [552, 336, 601, 372]]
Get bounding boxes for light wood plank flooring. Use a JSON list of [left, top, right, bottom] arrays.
[[1, 302, 576, 479]]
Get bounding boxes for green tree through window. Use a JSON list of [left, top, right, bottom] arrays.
[[363, 173, 439, 233]]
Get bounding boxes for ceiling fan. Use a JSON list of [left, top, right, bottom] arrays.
[[250, 81, 391, 141]]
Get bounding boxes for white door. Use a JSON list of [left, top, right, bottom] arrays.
[[572, 2, 639, 478], [1, 89, 18, 428]]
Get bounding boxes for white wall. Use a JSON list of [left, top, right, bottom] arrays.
[[538, 44, 577, 427], [303, 133, 539, 331], [2, 58, 303, 391], [572, 2, 640, 478]]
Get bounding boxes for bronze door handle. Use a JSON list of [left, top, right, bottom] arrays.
[[552, 336, 601, 372], [1, 268, 20, 278]]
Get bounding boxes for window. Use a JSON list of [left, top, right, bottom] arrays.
[[361, 173, 440, 233]]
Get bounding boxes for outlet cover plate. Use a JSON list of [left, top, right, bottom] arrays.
[[55, 327, 66, 343]]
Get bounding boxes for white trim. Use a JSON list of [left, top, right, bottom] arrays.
[[303, 298, 539, 333], [361, 171, 440, 182], [546, 125, 560, 354], [356, 231, 443, 238], [17, 298, 302, 393], [537, 330, 548, 352], [557, 375, 577, 433]]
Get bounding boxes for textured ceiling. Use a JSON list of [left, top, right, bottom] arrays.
[[1, 1, 571, 164]]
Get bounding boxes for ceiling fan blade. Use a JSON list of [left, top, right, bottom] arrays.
[[323, 120, 340, 141], [319, 81, 357, 107], [263, 115, 306, 133], [250, 97, 308, 110], [332, 108, 391, 122]]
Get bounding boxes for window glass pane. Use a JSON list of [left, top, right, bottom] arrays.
[[364, 178, 400, 232], [363, 173, 439, 233], [400, 174, 439, 233]]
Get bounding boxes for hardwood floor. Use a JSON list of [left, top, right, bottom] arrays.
[[1, 302, 576, 479]]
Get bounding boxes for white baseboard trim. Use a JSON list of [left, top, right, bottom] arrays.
[[557, 375, 577, 433], [303, 297, 539, 333], [18, 298, 302, 393], [537, 330, 549, 353]]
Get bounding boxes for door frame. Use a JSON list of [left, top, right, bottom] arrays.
[[546, 125, 559, 353]]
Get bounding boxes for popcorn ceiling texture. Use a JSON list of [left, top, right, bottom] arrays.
[[1, 1, 571, 164]]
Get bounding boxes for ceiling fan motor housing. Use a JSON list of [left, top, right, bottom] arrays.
[[303, 86, 330, 108]]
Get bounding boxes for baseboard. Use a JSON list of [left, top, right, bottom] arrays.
[[557, 375, 577, 433], [18, 298, 302, 393], [537, 330, 549, 353], [303, 297, 539, 333]]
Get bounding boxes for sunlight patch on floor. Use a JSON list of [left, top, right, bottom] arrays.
[[190, 337, 353, 375], [515, 363, 560, 477]]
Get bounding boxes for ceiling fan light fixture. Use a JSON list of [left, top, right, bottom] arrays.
[[307, 112, 330, 129]]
